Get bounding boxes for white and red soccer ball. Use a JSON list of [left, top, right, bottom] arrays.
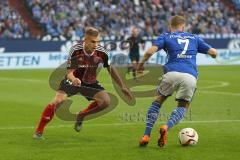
[[178, 128, 198, 146]]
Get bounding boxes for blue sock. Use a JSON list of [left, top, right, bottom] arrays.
[[167, 107, 187, 130], [144, 101, 161, 136]]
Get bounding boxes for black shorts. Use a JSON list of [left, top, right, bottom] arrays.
[[58, 78, 105, 101], [129, 53, 139, 62]]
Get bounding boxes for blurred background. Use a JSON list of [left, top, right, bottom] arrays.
[[1, 0, 240, 39], [0, 1, 240, 159], [0, 0, 240, 69]]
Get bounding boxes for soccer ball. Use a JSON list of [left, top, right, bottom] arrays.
[[178, 128, 198, 146]]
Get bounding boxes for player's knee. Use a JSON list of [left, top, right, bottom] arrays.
[[53, 97, 65, 106], [178, 101, 190, 108], [52, 91, 67, 106], [155, 95, 167, 105], [97, 98, 110, 108], [102, 99, 111, 108]]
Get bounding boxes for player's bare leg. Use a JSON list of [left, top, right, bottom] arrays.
[[127, 63, 132, 74], [33, 90, 67, 139], [74, 91, 110, 132], [132, 60, 137, 80]]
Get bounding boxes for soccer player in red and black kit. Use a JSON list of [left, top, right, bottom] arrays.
[[127, 27, 145, 80], [33, 27, 132, 139]]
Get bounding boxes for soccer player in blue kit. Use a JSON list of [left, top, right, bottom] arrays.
[[137, 15, 217, 147]]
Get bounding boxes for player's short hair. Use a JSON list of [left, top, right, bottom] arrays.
[[170, 15, 186, 28], [85, 27, 99, 37]]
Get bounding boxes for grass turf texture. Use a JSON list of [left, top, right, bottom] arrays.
[[0, 65, 240, 160]]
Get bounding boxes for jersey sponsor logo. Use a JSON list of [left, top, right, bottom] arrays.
[[78, 65, 96, 68], [170, 35, 195, 39], [78, 63, 103, 68]]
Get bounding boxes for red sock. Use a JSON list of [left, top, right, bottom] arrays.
[[35, 103, 56, 134], [77, 101, 100, 120]]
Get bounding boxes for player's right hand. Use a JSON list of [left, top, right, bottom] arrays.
[[121, 86, 133, 100], [72, 78, 81, 86]]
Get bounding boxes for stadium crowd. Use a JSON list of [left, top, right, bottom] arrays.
[[0, 1, 31, 39], [1, 0, 240, 39]]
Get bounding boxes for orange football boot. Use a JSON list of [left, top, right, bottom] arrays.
[[158, 125, 168, 147], [139, 135, 150, 147]]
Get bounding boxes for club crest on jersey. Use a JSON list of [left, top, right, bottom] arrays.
[[78, 57, 83, 61], [93, 56, 101, 63]]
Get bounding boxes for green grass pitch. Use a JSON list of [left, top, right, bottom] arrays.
[[0, 65, 240, 160]]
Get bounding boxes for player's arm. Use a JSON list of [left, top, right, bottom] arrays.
[[66, 69, 81, 86], [107, 65, 133, 99], [126, 37, 131, 53], [207, 48, 217, 58], [102, 49, 133, 99], [140, 38, 145, 50], [141, 43, 145, 50], [137, 46, 158, 71], [198, 36, 217, 58], [103, 48, 125, 88], [107, 66, 124, 88], [66, 48, 81, 86], [137, 34, 164, 71]]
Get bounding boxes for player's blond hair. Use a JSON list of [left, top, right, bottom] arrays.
[[170, 15, 186, 29], [85, 27, 99, 37]]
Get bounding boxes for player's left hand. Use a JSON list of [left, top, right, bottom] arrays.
[[121, 86, 133, 100]]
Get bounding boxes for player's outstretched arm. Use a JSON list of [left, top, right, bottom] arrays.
[[137, 46, 158, 71], [107, 65, 133, 99], [66, 69, 81, 86], [208, 48, 217, 58]]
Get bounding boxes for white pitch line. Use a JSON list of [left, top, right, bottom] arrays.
[[0, 77, 113, 86], [1, 120, 240, 130], [181, 119, 240, 123], [200, 81, 229, 89], [0, 77, 45, 83], [0, 78, 230, 88], [0, 77, 239, 96], [198, 90, 240, 96]]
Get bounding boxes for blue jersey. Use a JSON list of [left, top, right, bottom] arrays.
[[153, 31, 211, 78]]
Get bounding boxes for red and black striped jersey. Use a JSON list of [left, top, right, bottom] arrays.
[[67, 42, 110, 84]]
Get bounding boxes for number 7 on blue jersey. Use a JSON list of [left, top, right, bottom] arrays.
[[177, 38, 189, 55]]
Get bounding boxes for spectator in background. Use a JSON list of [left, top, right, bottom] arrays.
[[1, 0, 240, 39], [31, 0, 238, 40], [0, 1, 31, 39]]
